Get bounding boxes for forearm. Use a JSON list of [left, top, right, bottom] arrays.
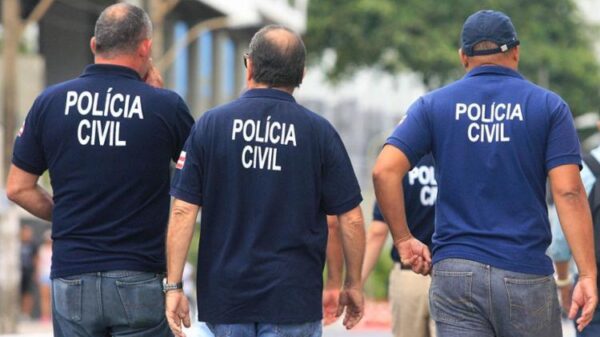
[[555, 192, 597, 280], [326, 216, 344, 289], [13, 186, 53, 221], [361, 221, 388, 283], [166, 199, 199, 283], [337, 206, 366, 288], [372, 146, 413, 245], [6, 165, 53, 221]]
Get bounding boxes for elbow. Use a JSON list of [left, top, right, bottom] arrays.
[[327, 216, 339, 232], [6, 183, 23, 203], [553, 184, 584, 203], [372, 163, 390, 188]]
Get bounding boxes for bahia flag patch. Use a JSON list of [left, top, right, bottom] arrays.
[[176, 151, 186, 169], [17, 123, 24, 137]]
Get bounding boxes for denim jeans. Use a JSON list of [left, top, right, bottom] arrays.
[[207, 320, 321, 337], [429, 258, 561, 337], [52, 270, 172, 337]]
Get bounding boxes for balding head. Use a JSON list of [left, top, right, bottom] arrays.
[[93, 3, 152, 58], [247, 25, 306, 88]]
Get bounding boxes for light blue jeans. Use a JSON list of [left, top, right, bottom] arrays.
[[52, 270, 172, 337], [207, 321, 321, 337], [429, 258, 561, 337]]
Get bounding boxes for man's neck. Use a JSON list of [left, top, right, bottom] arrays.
[[248, 82, 295, 95], [94, 56, 143, 78]]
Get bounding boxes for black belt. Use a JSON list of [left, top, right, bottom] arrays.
[[396, 262, 411, 270]]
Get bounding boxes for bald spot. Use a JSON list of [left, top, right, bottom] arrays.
[[263, 28, 301, 55]]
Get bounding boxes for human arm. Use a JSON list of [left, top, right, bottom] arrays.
[[372, 145, 431, 275], [143, 59, 164, 88], [361, 220, 389, 284], [548, 202, 574, 313], [165, 199, 199, 337], [6, 164, 53, 221], [554, 260, 573, 314], [549, 164, 598, 331], [335, 206, 366, 330], [323, 215, 343, 325]]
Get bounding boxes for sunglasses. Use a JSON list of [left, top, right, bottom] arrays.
[[243, 53, 249, 68]]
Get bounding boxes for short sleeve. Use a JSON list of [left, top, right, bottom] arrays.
[[170, 121, 204, 206], [372, 202, 384, 222], [12, 98, 47, 175], [385, 97, 432, 167], [170, 96, 194, 162], [545, 102, 581, 171], [321, 128, 362, 215]]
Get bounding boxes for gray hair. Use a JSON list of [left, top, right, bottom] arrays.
[[472, 41, 500, 52], [94, 3, 152, 57], [247, 25, 306, 88]]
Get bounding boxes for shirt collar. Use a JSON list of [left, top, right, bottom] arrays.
[[464, 65, 524, 80], [241, 88, 296, 102], [81, 64, 142, 81]]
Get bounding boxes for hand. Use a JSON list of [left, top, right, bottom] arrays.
[[165, 291, 191, 337], [336, 287, 364, 329], [395, 237, 431, 275], [144, 62, 164, 88], [322, 288, 340, 325], [569, 276, 598, 332], [559, 284, 573, 314]]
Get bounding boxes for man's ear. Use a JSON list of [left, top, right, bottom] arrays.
[[458, 48, 468, 68], [512, 45, 520, 63], [246, 58, 253, 83], [138, 39, 152, 59], [90, 37, 97, 55]]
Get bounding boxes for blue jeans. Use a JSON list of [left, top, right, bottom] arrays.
[[52, 270, 172, 337], [429, 258, 561, 337], [207, 321, 321, 337]]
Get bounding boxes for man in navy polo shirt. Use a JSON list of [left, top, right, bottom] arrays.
[[6, 4, 193, 336], [373, 9, 598, 337], [164, 25, 366, 337], [363, 155, 436, 337]]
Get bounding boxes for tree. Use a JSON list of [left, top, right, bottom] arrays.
[[306, 0, 600, 116]]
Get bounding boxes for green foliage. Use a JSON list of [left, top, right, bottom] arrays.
[[364, 246, 394, 300], [306, 0, 600, 116]]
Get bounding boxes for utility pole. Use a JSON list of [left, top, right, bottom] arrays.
[[0, 0, 54, 333], [149, 0, 180, 60]]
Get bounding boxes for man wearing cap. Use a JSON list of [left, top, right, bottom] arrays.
[[373, 9, 598, 337]]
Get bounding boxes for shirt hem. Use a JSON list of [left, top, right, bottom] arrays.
[[433, 251, 554, 275], [170, 187, 203, 206], [12, 156, 45, 176], [51, 261, 165, 279]]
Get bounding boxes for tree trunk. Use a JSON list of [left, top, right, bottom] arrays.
[[0, 0, 22, 333]]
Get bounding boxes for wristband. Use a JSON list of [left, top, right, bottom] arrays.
[[555, 275, 573, 288], [162, 278, 183, 293]]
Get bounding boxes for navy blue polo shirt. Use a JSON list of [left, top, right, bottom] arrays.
[[387, 65, 581, 275], [12, 64, 194, 278], [171, 88, 362, 324], [373, 154, 435, 262]]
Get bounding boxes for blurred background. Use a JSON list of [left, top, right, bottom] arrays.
[[0, 0, 599, 336]]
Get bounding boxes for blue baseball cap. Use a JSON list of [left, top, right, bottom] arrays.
[[461, 10, 520, 56]]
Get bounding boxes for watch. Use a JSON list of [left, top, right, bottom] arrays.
[[162, 278, 183, 293]]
